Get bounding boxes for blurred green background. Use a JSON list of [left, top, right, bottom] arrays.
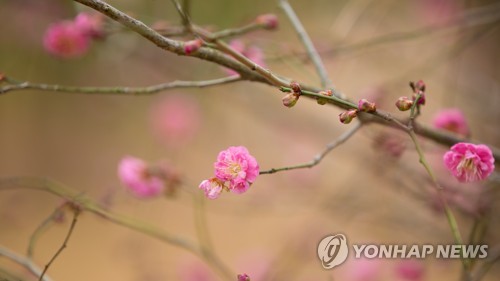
[[1, 0, 499, 280]]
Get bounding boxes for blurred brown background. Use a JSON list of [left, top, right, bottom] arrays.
[[1, 0, 499, 280]]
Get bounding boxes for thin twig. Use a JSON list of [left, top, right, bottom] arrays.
[[0, 76, 241, 95], [279, 0, 338, 95], [0, 246, 53, 281], [0, 177, 234, 281], [27, 206, 65, 259], [39, 208, 80, 281], [260, 122, 362, 174]]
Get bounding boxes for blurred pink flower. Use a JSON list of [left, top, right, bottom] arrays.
[[443, 143, 495, 183], [373, 133, 407, 159], [177, 258, 216, 281], [150, 94, 201, 147], [416, 0, 459, 26], [395, 260, 424, 281], [199, 177, 225, 200], [214, 146, 259, 194], [74, 12, 105, 39], [433, 108, 469, 137], [43, 21, 90, 58], [341, 257, 381, 281], [118, 156, 165, 198], [223, 40, 265, 76]]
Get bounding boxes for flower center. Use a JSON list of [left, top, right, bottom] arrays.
[[227, 162, 242, 177], [457, 157, 479, 181]]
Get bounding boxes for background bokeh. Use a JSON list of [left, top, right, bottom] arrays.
[[1, 0, 499, 280]]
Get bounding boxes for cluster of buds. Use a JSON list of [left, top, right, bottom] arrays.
[[282, 81, 301, 108], [395, 80, 426, 111], [338, 98, 377, 124], [183, 39, 203, 55], [317, 89, 333, 105], [255, 14, 278, 30]]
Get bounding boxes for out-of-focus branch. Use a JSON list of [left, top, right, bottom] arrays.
[[0, 177, 234, 281], [260, 122, 362, 174], [279, 0, 338, 94], [73, 0, 269, 84], [0, 76, 241, 95], [0, 246, 53, 281]]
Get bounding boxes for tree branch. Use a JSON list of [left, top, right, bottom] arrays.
[[0, 76, 241, 95], [0, 246, 54, 281], [260, 122, 362, 174]]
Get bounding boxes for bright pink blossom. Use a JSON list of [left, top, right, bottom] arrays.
[[199, 178, 225, 200], [443, 143, 495, 183], [118, 156, 165, 198], [214, 146, 259, 194], [433, 108, 469, 136], [199, 146, 259, 199], [43, 21, 90, 58]]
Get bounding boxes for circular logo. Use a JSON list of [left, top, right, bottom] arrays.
[[317, 234, 349, 269]]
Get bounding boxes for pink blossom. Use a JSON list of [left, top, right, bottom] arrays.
[[433, 108, 469, 136], [395, 260, 424, 281], [117, 156, 165, 198], [43, 21, 90, 58], [214, 146, 259, 193], [199, 178, 225, 200], [74, 12, 105, 39], [150, 94, 201, 147], [443, 143, 495, 183]]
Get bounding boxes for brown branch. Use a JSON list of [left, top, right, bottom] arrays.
[[0, 246, 53, 281], [260, 122, 362, 174], [73, 0, 268, 84], [0, 76, 241, 95], [39, 208, 80, 281]]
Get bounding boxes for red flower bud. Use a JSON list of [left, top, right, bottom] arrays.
[[256, 14, 278, 30], [339, 109, 358, 124], [184, 39, 203, 55], [282, 92, 299, 108], [395, 97, 414, 111], [358, 98, 377, 113]]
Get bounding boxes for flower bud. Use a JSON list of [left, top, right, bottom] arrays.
[[357, 98, 376, 113], [412, 92, 426, 105], [316, 90, 331, 105], [184, 39, 202, 55], [410, 80, 426, 93], [339, 109, 358, 124], [395, 97, 413, 111], [290, 81, 301, 95], [282, 92, 299, 108], [256, 14, 278, 30]]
